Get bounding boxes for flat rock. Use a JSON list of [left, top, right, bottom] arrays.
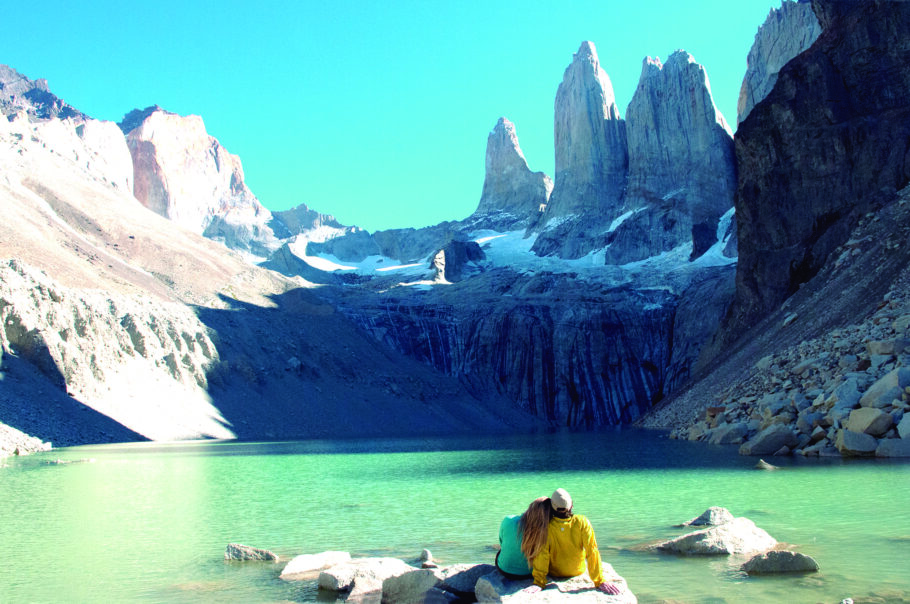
[[224, 543, 278, 562], [318, 557, 415, 593], [475, 565, 636, 603], [741, 550, 819, 574], [280, 550, 351, 579], [655, 517, 776, 555]]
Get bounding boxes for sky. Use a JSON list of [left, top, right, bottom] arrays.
[[2, 1, 782, 232]]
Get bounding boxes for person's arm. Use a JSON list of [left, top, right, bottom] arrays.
[[580, 516, 604, 586], [531, 540, 549, 587]]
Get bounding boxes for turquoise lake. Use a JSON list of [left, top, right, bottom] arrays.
[[1, 429, 908, 603]]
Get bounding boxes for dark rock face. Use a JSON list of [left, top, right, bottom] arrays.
[[737, 0, 822, 125], [332, 266, 733, 427], [715, 0, 910, 351], [472, 117, 552, 231], [430, 240, 485, 283], [0, 64, 85, 121]]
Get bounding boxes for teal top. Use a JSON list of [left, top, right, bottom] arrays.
[[497, 514, 532, 576]]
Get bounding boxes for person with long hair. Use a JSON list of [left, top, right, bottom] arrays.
[[525, 488, 622, 595], [495, 496, 552, 578]]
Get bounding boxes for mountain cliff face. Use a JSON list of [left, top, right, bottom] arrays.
[[532, 42, 628, 258], [120, 106, 280, 259], [472, 117, 552, 231], [616, 51, 736, 263], [711, 0, 910, 355], [737, 0, 822, 125]]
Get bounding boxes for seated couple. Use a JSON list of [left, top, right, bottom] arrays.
[[495, 488, 621, 595]]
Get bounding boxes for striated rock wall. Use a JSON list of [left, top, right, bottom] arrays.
[[615, 52, 735, 263], [472, 117, 552, 231], [737, 0, 822, 125], [714, 0, 910, 353], [120, 106, 280, 259], [334, 267, 733, 427]]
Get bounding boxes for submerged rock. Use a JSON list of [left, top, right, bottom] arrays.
[[224, 543, 278, 562], [741, 550, 819, 574]]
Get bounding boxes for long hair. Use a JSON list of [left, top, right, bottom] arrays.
[[519, 497, 552, 564]]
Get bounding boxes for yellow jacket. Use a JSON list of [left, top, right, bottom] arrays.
[[531, 514, 604, 587]]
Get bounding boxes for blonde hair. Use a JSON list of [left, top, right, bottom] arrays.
[[519, 497, 552, 564]]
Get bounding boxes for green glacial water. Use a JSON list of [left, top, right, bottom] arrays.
[[1, 430, 908, 603]]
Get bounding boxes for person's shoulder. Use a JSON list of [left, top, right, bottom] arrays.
[[501, 514, 521, 524], [573, 514, 593, 527]]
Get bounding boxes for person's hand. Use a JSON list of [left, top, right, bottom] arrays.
[[596, 582, 622, 595], [522, 585, 542, 594]]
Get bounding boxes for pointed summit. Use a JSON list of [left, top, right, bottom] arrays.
[[531, 41, 628, 258], [545, 41, 627, 223], [472, 117, 552, 229]]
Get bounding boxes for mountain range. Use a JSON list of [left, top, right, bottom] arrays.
[[2, 0, 909, 459]]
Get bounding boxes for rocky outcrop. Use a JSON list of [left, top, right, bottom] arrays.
[[716, 0, 910, 350], [120, 106, 280, 258], [655, 516, 777, 556], [318, 557, 416, 598], [737, 0, 822, 125], [0, 64, 85, 121], [471, 117, 552, 231], [224, 543, 278, 562], [533, 41, 627, 258], [614, 51, 735, 263], [430, 240, 485, 283]]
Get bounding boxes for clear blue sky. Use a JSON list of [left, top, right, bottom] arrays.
[[2, 1, 781, 232]]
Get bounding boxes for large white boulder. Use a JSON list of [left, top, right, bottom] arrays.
[[280, 550, 351, 579], [655, 517, 776, 555]]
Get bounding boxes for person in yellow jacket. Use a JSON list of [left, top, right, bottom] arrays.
[[524, 488, 621, 595]]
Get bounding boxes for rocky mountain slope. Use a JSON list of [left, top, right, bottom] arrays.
[[0, 76, 541, 454], [643, 0, 910, 458]]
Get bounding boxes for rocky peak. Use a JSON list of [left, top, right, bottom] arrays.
[[613, 50, 735, 263], [121, 106, 280, 258], [737, 0, 822, 125], [471, 117, 552, 231], [546, 41, 627, 220], [0, 64, 85, 121]]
